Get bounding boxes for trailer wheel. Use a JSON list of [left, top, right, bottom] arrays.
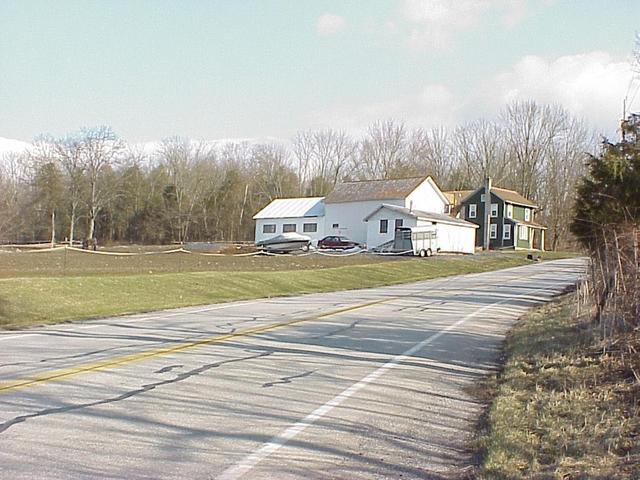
[[425, 248, 433, 257], [419, 249, 427, 258]]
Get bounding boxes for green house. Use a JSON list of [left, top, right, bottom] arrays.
[[453, 186, 547, 250]]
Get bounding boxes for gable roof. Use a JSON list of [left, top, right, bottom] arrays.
[[364, 204, 478, 228], [492, 187, 538, 208], [324, 176, 429, 204], [253, 197, 325, 220], [462, 186, 538, 208]]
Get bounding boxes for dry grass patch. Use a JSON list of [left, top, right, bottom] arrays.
[[478, 295, 640, 479]]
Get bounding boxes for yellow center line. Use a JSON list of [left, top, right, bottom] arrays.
[[0, 297, 393, 394]]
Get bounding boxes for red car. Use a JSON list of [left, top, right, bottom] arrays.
[[317, 235, 361, 250]]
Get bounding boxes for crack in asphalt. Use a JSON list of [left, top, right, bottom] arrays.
[[396, 300, 448, 313], [0, 350, 272, 435], [262, 370, 316, 388], [154, 364, 184, 374], [0, 342, 172, 370]]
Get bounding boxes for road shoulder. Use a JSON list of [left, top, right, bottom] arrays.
[[474, 293, 640, 479]]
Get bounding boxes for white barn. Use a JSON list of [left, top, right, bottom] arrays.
[[363, 204, 478, 254], [253, 176, 478, 253], [253, 197, 325, 244], [323, 176, 449, 246]]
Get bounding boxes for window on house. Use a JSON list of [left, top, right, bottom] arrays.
[[490, 223, 497, 239], [263, 224, 276, 234], [332, 223, 339, 229], [490, 203, 498, 217], [395, 219, 403, 229], [283, 224, 296, 233], [506, 204, 513, 219], [379, 219, 388, 234], [480, 194, 486, 202], [519, 225, 528, 240], [303, 223, 317, 233], [503, 224, 511, 240], [468, 204, 477, 218], [524, 208, 531, 222]]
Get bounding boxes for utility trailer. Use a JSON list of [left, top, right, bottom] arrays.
[[393, 226, 438, 257]]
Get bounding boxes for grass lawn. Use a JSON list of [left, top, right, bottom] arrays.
[[477, 294, 640, 479], [0, 247, 401, 277], [0, 250, 576, 329]]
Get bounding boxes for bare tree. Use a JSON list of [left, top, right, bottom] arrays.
[[540, 116, 594, 249], [251, 143, 298, 202], [0, 152, 29, 242], [453, 119, 510, 188], [356, 119, 408, 179], [407, 126, 454, 186], [292, 129, 356, 195], [52, 135, 86, 245], [158, 137, 211, 243], [79, 126, 125, 241], [500, 100, 565, 198]]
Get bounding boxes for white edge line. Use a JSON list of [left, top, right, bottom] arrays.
[[216, 285, 562, 480], [0, 335, 24, 341]]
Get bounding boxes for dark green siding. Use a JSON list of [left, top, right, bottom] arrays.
[[462, 190, 515, 248]]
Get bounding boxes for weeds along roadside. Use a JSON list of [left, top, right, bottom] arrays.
[[475, 291, 640, 480]]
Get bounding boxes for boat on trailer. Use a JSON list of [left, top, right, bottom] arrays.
[[255, 232, 312, 253]]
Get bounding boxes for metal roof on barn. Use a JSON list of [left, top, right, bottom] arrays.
[[253, 197, 325, 220], [324, 176, 428, 204]]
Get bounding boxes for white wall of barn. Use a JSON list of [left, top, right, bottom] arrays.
[[405, 180, 447, 213], [365, 209, 417, 248], [431, 222, 477, 254], [254, 216, 325, 244], [324, 199, 404, 245]]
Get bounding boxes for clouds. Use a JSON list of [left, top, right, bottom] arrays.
[[476, 51, 633, 132], [311, 51, 633, 136], [316, 13, 346, 36], [397, 0, 542, 51], [2, 49, 632, 145]]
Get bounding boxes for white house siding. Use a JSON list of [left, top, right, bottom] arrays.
[[366, 210, 418, 248], [324, 199, 404, 245], [405, 179, 447, 214], [254, 216, 325, 244], [430, 222, 476, 254]]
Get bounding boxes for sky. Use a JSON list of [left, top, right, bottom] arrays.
[[1, 0, 639, 152]]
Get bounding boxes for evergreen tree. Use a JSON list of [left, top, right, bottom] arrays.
[[571, 113, 640, 248]]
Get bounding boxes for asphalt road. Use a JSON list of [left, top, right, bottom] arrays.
[[0, 258, 586, 479]]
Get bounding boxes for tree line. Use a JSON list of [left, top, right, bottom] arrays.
[[0, 100, 596, 248]]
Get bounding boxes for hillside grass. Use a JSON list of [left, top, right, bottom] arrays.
[[477, 294, 640, 479], [0, 248, 398, 278], [0, 251, 574, 329]]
